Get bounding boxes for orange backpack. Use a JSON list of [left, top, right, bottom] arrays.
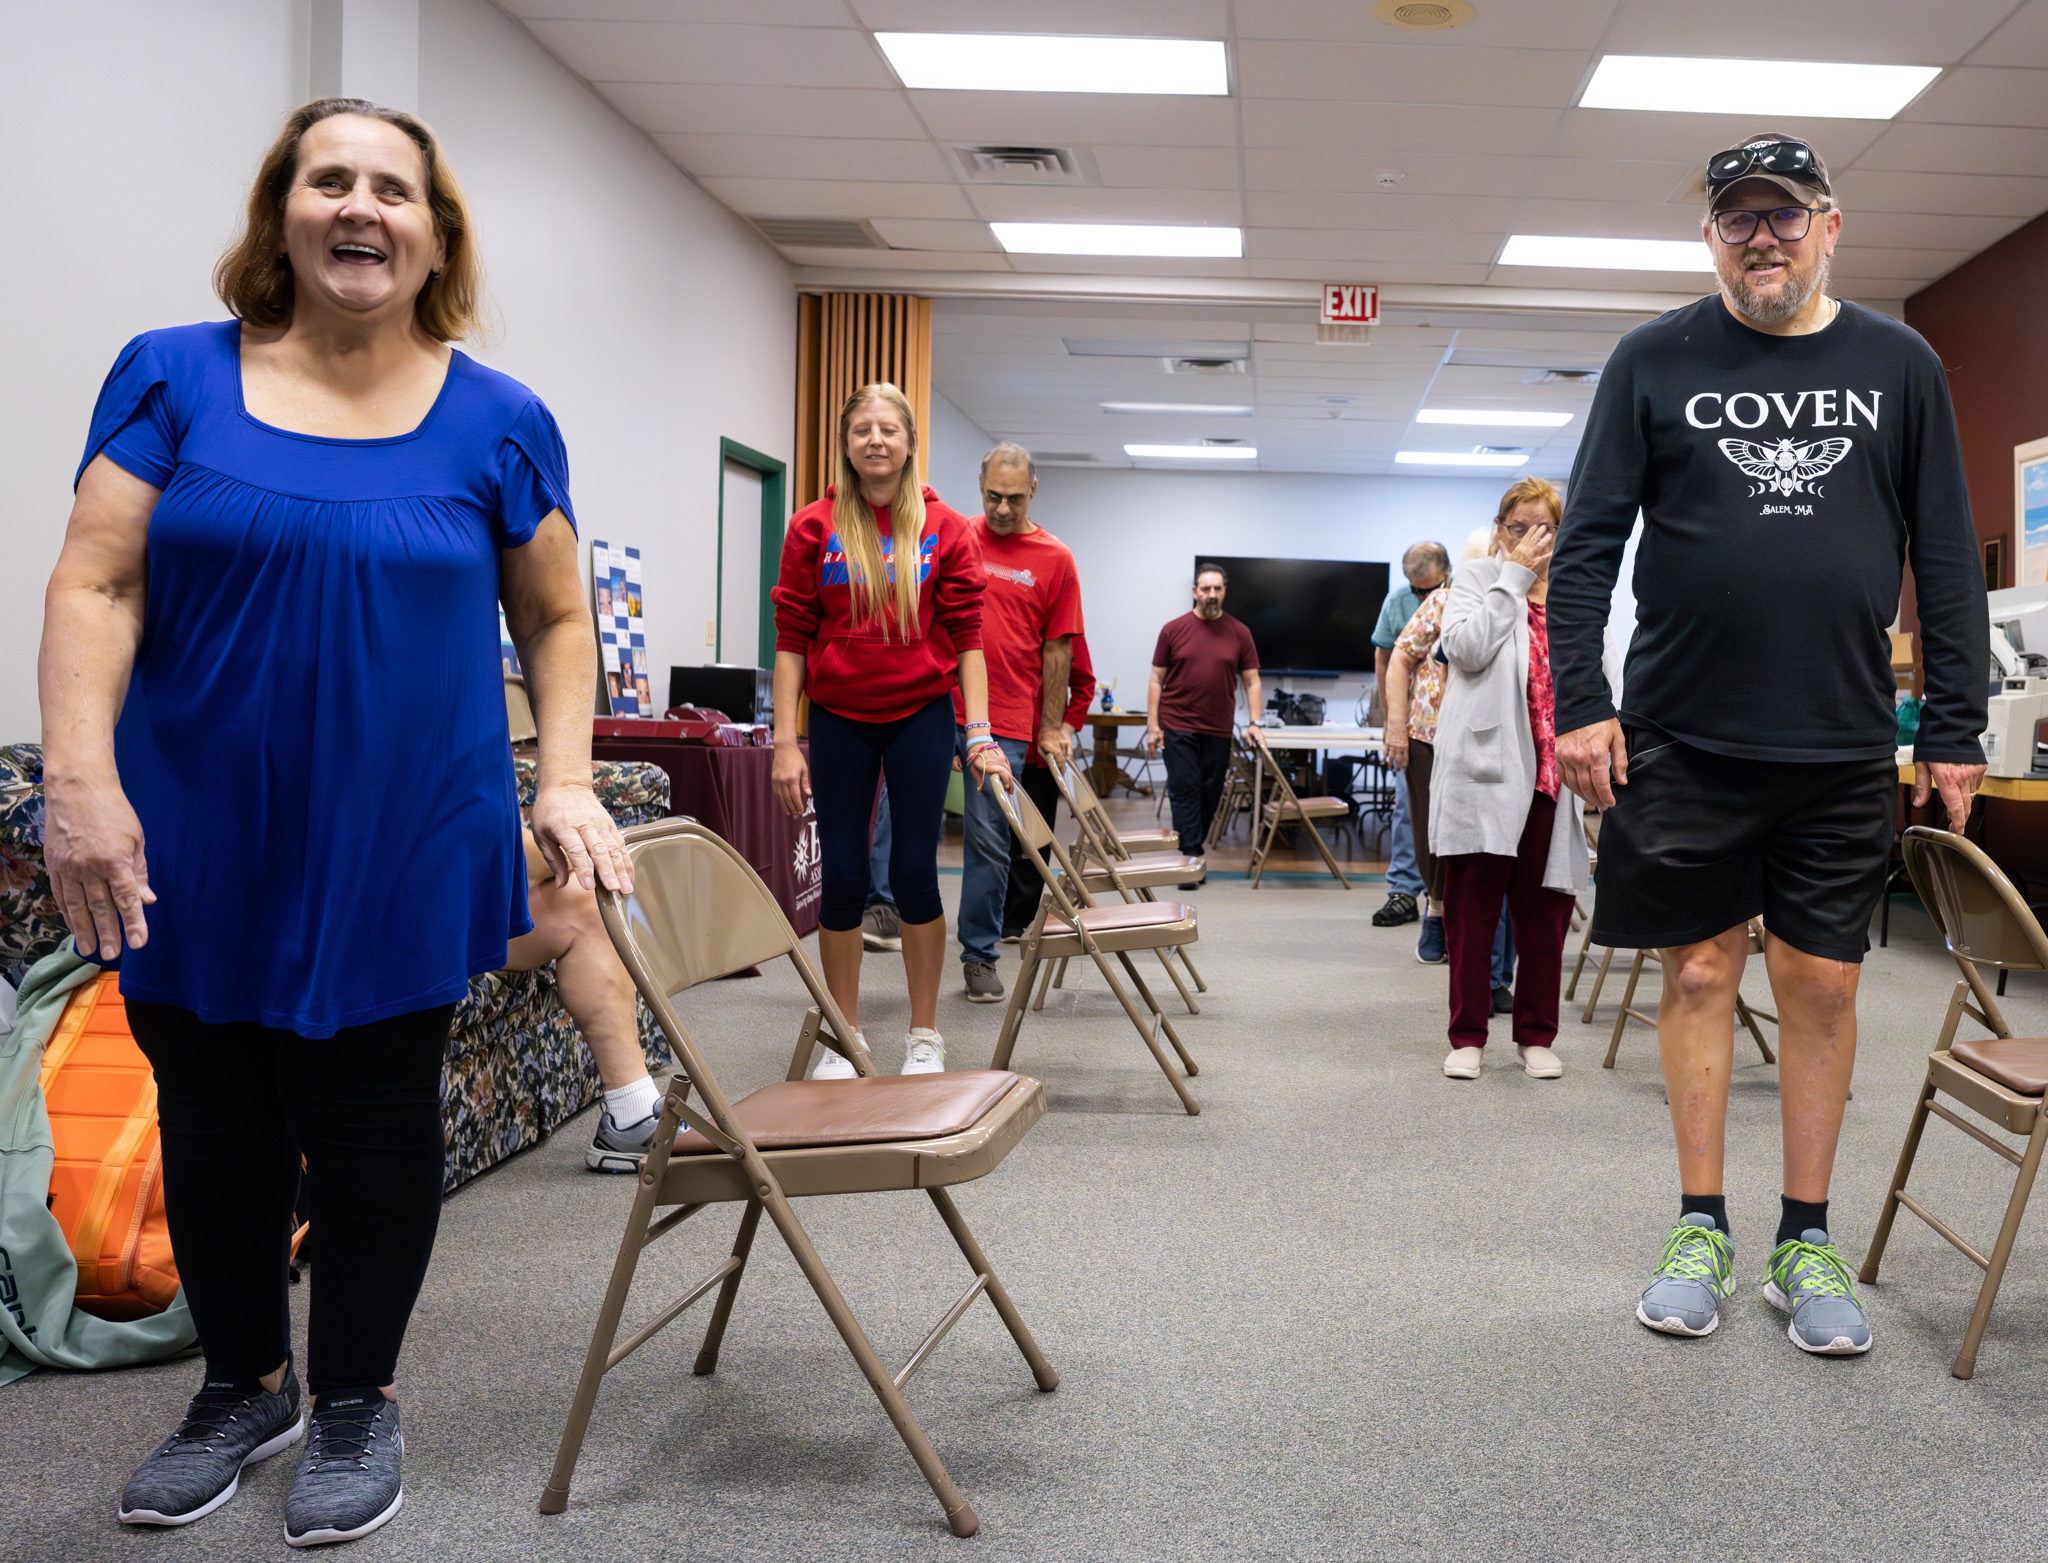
[[38, 973, 181, 1321]]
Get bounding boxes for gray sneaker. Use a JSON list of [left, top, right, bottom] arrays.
[[1765, 1229, 1873, 1355], [862, 902, 903, 951], [284, 1395, 404, 1547], [587, 1107, 660, 1173], [1636, 1214, 1736, 1337], [120, 1366, 306, 1526], [963, 961, 1004, 1003]]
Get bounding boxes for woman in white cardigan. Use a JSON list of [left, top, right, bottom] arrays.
[[1429, 477, 1588, 1079]]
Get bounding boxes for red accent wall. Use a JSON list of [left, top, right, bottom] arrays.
[[1905, 209, 2048, 586]]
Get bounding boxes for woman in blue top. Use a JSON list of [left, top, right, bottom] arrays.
[[38, 99, 628, 1545]]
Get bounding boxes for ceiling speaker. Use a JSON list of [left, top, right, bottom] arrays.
[[1373, 0, 1475, 30]]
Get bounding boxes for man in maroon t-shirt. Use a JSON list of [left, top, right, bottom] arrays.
[[1146, 563, 1262, 863]]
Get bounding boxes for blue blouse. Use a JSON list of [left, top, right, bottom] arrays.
[[78, 321, 575, 1037]]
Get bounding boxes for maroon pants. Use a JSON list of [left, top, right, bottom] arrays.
[[1441, 790, 1577, 1049]]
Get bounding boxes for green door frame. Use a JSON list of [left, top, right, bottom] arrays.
[[715, 437, 789, 668]]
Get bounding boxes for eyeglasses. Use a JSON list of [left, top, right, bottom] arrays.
[[1706, 138, 1824, 193], [1711, 205, 1822, 246]]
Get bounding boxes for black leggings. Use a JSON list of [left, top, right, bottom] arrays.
[[126, 998, 452, 1397], [808, 693, 956, 931]]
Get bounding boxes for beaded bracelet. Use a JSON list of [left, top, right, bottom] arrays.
[[963, 720, 992, 732]]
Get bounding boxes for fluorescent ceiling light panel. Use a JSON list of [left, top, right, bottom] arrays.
[[1581, 54, 1939, 119], [876, 33, 1229, 94], [1500, 234, 1713, 272], [1125, 444, 1257, 461], [1395, 451, 1528, 467], [1102, 401, 1253, 416], [1417, 409, 1573, 428], [994, 223, 1242, 257]]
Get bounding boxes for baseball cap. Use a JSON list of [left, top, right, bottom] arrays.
[[1705, 133, 1831, 210]]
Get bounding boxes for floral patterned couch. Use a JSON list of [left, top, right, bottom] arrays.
[[0, 744, 671, 1191]]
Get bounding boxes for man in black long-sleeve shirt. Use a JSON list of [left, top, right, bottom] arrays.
[[1547, 133, 1987, 1358]]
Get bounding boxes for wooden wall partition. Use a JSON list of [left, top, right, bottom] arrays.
[[794, 293, 933, 508]]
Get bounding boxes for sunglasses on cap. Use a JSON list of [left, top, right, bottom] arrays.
[[1705, 138, 1829, 197]]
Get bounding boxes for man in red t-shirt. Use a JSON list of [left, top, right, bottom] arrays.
[[952, 443, 1086, 1003], [1146, 564, 1262, 862]]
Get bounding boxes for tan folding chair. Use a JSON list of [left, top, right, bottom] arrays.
[[984, 776, 1203, 1115], [1600, 921, 1778, 1070], [504, 674, 538, 744], [1860, 828, 2048, 1379], [539, 819, 1056, 1536], [1243, 728, 1351, 889], [1204, 733, 1262, 850], [1049, 757, 1209, 1010]]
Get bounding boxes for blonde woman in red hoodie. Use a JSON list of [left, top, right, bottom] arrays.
[[771, 384, 1012, 1075]]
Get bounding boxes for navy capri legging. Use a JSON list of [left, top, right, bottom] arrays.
[[807, 693, 956, 931]]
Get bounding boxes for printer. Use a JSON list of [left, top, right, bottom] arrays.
[[1979, 590, 2048, 779]]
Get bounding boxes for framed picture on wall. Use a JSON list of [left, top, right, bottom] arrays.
[[2019, 435, 2048, 587], [1983, 536, 2006, 594]]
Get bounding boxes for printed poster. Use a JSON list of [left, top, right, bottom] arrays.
[[2022, 447, 2048, 588], [591, 538, 648, 715]]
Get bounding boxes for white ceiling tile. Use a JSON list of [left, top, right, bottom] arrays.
[[1896, 67, 2048, 128], [1841, 209, 2031, 249], [653, 133, 951, 181], [697, 177, 979, 218], [1831, 166, 2048, 214], [966, 185, 1243, 223], [1243, 100, 1566, 155], [593, 82, 925, 138], [523, 20, 892, 87], [1247, 191, 1517, 233], [1602, 0, 2019, 64], [869, 218, 1003, 252], [782, 247, 1013, 270], [1237, 40, 1591, 107], [1002, 253, 1253, 275], [1546, 110, 1890, 166], [1525, 157, 1701, 203], [848, 0, 1229, 34], [1249, 228, 1505, 265], [908, 91, 1239, 147], [506, 0, 850, 19], [1820, 247, 1977, 278], [1245, 148, 1535, 196], [1968, 0, 2048, 65], [1252, 259, 1497, 285], [1237, 0, 1620, 50], [1093, 145, 1243, 190], [1484, 260, 1717, 290], [1853, 121, 2048, 176]]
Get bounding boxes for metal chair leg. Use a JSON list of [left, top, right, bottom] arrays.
[[1860, 1073, 1937, 1286], [1115, 952, 1199, 1077], [990, 951, 1038, 1071], [1155, 947, 1200, 1014], [1604, 950, 1650, 1068], [1175, 943, 1208, 993], [1581, 945, 1617, 1024], [1952, 1121, 2048, 1378], [693, 1199, 763, 1375], [925, 1188, 1059, 1392], [1089, 950, 1199, 1114]]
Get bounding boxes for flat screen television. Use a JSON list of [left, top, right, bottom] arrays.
[[1197, 555, 1391, 674]]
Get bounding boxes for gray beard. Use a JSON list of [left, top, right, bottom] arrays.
[[1728, 252, 1829, 324], [1195, 602, 1223, 619]]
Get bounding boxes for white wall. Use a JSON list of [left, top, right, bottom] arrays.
[[926, 389, 993, 520], [0, 0, 796, 742]]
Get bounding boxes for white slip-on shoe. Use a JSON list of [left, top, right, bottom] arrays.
[[1443, 1047, 1483, 1080], [810, 1032, 862, 1080], [902, 1028, 947, 1074], [1518, 1045, 1563, 1079]]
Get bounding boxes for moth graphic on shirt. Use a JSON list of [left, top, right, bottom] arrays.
[[1717, 436, 1854, 498]]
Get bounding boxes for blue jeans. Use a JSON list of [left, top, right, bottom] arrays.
[[957, 730, 1031, 966], [1386, 769, 1424, 898], [868, 784, 893, 906]]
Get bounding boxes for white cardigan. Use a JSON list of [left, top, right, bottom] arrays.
[[1427, 556, 1587, 895]]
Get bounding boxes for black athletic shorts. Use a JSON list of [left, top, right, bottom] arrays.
[[1589, 728, 1896, 964]]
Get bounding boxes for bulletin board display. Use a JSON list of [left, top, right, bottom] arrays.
[[592, 540, 650, 715], [2019, 436, 2048, 588]]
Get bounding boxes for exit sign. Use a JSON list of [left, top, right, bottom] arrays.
[[1320, 284, 1379, 325]]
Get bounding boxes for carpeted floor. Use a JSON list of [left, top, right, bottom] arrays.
[[11, 876, 2048, 1562]]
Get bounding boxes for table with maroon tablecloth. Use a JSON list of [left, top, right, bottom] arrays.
[[592, 739, 821, 935]]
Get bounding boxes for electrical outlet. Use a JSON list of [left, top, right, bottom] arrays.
[[704, 619, 716, 646]]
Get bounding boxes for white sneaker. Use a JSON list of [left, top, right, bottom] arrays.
[[810, 1032, 862, 1081], [902, 1028, 947, 1075], [1443, 1046, 1483, 1080], [1518, 1045, 1563, 1079]]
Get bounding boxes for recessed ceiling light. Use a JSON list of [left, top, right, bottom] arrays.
[[876, 33, 1229, 95], [1417, 409, 1574, 428], [1581, 54, 1940, 119], [1500, 234, 1713, 272], [1395, 451, 1528, 467], [993, 223, 1243, 257], [1102, 401, 1253, 416], [1125, 444, 1258, 461]]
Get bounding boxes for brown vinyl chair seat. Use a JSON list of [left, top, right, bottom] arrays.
[[1262, 794, 1349, 819], [1077, 851, 1204, 891], [1948, 1037, 2048, 1099], [1117, 827, 1178, 846], [1045, 900, 1194, 935], [674, 1071, 1024, 1153]]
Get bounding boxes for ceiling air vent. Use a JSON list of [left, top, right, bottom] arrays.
[[1374, 0, 1474, 29], [750, 217, 888, 250], [1528, 368, 1601, 386], [1166, 356, 1248, 376], [952, 145, 1087, 184]]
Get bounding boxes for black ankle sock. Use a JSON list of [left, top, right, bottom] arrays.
[[1680, 1194, 1728, 1236], [1777, 1196, 1829, 1247]]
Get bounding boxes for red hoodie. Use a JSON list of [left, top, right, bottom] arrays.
[[771, 486, 985, 723]]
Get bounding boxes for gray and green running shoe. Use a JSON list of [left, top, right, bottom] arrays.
[[1765, 1228, 1873, 1355], [1636, 1213, 1736, 1337]]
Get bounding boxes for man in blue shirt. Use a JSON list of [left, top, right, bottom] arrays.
[[1371, 541, 1450, 927]]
